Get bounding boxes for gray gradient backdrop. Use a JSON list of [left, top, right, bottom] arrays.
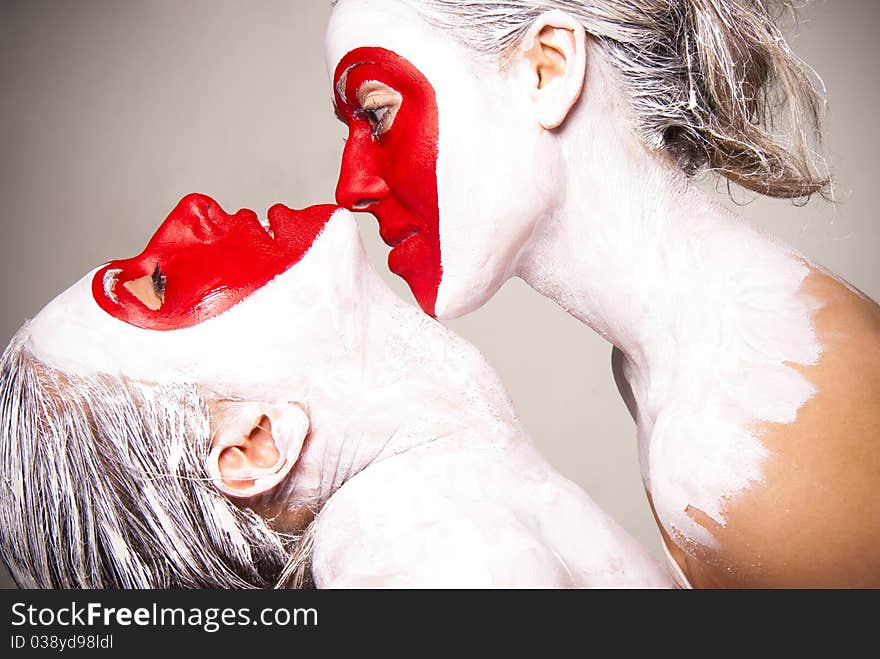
[[1, 0, 877, 588]]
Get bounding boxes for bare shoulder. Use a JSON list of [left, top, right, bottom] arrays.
[[679, 268, 880, 587]]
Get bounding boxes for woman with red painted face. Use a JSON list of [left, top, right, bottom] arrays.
[[0, 193, 673, 588], [327, 0, 880, 588]]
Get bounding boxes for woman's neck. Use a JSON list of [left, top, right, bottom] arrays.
[[513, 107, 826, 544], [289, 259, 523, 507], [516, 108, 811, 379]]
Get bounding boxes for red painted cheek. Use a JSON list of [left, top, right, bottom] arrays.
[[334, 47, 442, 317], [92, 194, 337, 330]]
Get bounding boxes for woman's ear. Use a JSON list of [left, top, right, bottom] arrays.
[[519, 10, 587, 129], [207, 400, 310, 499]]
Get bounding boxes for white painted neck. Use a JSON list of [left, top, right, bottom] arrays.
[[515, 63, 805, 380]]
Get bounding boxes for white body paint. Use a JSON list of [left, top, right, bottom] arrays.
[[314, 438, 672, 588], [327, 0, 825, 550], [27, 207, 672, 587], [520, 182, 822, 547]]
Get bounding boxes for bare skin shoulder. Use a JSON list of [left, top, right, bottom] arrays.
[[667, 268, 880, 588]]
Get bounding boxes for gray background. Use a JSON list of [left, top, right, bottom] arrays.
[[1, 0, 877, 588]]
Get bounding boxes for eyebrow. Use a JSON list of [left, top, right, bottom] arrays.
[[334, 60, 368, 105]]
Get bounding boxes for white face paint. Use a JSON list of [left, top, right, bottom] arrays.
[[29, 210, 371, 394], [327, 0, 557, 319]]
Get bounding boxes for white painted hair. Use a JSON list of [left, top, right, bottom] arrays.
[[0, 325, 312, 589], [407, 0, 829, 199]]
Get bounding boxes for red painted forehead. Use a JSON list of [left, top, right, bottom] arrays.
[[92, 194, 337, 330], [334, 47, 427, 119]]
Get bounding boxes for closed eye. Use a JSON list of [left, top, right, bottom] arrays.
[[356, 80, 402, 141], [151, 263, 167, 298], [122, 264, 166, 311], [358, 106, 394, 140]]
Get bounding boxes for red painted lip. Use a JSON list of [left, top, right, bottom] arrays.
[[374, 207, 418, 248], [385, 227, 418, 248]]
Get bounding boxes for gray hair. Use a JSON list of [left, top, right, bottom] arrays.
[[0, 325, 313, 589], [409, 0, 829, 199]]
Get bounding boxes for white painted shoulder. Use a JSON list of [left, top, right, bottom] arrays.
[[310, 449, 573, 588]]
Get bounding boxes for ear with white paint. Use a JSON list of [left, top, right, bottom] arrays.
[[519, 10, 587, 130], [207, 401, 310, 499]]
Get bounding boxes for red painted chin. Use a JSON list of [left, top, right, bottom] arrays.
[[92, 193, 338, 331], [386, 231, 439, 317]]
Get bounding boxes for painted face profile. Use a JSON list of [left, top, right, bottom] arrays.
[[4, 191, 549, 587], [24, 196, 348, 502], [30, 193, 352, 393], [94, 193, 337, 330], [328, 0, 555, 319], [334, 46, 443, 317]]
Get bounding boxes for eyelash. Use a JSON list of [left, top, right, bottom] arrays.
[[151, 263, 167, 298], [356, 106, 390, 140]]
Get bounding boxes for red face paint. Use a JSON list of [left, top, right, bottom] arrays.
[[92, 193, 337, 330], [333, 47, 441, 317]]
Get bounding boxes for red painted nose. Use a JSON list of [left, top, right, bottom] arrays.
[[335, 142, 389, 211]]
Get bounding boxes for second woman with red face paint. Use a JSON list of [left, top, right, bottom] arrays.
[[326, 0, 880, 589], [334, 48, 443, 316]]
